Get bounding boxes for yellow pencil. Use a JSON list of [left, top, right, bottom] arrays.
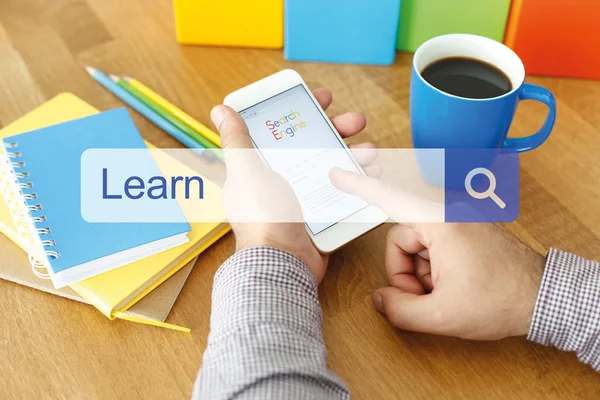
[[123, 77, 222, 147]]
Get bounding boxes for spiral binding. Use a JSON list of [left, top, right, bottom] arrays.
[[1, 142, 60, 279]]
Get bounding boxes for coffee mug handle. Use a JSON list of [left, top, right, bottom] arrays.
[[502, 83, 557, 152]]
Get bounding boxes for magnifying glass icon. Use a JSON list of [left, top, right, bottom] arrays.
[[464, 168, 506, 209]]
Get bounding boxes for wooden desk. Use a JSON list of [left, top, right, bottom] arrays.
[[1, 1, 599, 398]]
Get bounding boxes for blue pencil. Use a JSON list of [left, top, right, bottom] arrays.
[[84, 66, 206, 152]]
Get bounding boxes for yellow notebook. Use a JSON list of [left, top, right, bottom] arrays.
[[0, 93, 230, 330], [0, 232, 198, 324], [173, 0, 283, 48]]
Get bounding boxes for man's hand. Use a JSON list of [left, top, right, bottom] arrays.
[[331, 170, 545, 340], [211, 88, 375, 284]]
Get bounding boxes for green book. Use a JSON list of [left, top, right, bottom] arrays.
[[397, 0, 512, 52]]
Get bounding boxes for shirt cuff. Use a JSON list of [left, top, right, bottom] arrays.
[[209, 246, 321, 340], [528, 248, 600, 370]]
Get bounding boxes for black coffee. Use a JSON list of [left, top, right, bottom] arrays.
[[421, 57, 512, 99]]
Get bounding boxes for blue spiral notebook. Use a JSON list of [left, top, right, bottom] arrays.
[[0, 108, 191, 288]]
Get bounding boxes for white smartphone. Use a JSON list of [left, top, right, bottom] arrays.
[[224, 69, 387, 253]]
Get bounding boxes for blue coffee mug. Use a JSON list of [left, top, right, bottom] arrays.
[[411, 34, 556, 152]]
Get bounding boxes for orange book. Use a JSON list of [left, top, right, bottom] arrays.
[[505, 0, 600, 79]]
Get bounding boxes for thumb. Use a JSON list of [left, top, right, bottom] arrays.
[[211, 105, 262, 171], [373, 287, 445, 335], [211, 105, 254, 149]]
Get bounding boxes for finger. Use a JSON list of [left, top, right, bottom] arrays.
[[373, 287, 444, 335], [329, 168, 443, 223], [313, 88, 333, 111], [386, 225, 426, 295], [330, 168, 401, 215], [331, 112, 367, 138], [349, 142, 378, 166], [211, 105, 253, 149], [211, 105, 262, 172], [363, 164, 383, 179], [413, 254, 433, 292]]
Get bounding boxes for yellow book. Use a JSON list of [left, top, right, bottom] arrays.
[[0, 93, 230, 330], [173, 0, 283, 48]]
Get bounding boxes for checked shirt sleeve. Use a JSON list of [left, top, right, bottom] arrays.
[[193, 247, 349, 400], [528, 248, 600, 371]]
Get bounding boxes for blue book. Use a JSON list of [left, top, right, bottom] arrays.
[[1, 108, 190, 288], [284, 0, 402, 65]]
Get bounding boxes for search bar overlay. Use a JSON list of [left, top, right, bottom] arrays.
[[445, 149, 519, 222], [80, 148, 519, 224]]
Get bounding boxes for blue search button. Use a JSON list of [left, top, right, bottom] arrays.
[[445, 149, 519, 222]]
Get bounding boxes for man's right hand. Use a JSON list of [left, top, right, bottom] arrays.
[[331, 169, 545, 340]]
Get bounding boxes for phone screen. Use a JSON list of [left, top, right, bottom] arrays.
[[240, 84, 368, 235]]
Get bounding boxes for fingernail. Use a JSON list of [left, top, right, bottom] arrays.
[[373, 292, 383, 313], [210, 106, 226, 129]]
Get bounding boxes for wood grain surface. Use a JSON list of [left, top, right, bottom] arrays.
[[1, 1, 599, 399]]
